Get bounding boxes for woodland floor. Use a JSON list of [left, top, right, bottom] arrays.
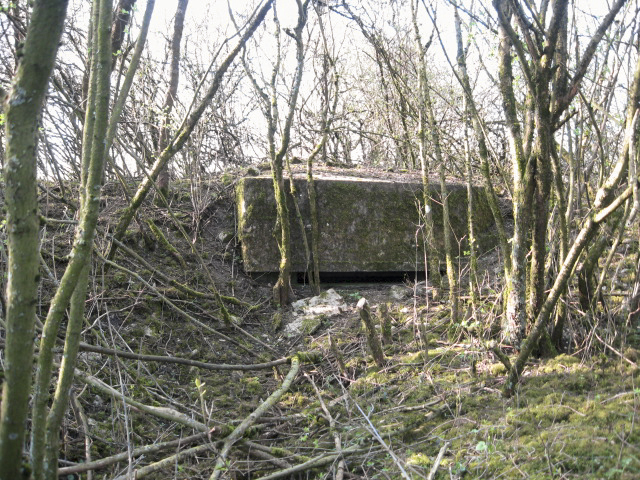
[[21, 169, 640, 479]]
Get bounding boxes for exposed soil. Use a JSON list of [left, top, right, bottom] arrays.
[[15, 169, 640, 479]]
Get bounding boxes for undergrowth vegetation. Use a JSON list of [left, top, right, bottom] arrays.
[[9, 176, 636, 479]]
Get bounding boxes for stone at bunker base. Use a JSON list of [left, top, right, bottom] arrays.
[[284, 289, 347, 337]]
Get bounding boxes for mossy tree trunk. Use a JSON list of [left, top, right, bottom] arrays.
[[550, 147, 570, 348], [494, 0, 532, 344], [453, 6, 511, 280], [504, 14, 640, 395], [496, 0, 626, 348], [251, 0, 309, 306], [0, 1, 70, 478], [31, 1, 113, 478]]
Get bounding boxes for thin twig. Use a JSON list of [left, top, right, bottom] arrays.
[[594, 332, 638, 367], [112, 443, 214, 480], [306, 373, 345, 480], [427, 441, 450, 480], [78, 341, 289, 370], [352, 401, 412, 480], [252, 446, 364, 480], [95, 251, 261, 358]]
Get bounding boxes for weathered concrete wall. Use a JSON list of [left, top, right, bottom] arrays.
[[236, 175, 499, 273]]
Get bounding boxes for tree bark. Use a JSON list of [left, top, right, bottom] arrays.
[[110, 0, 137, 70], [157, 0, 188, 198], [268, 0, 310, 306], [357, 298, 385, 368], [0, 1, 69, 478], [31, 1, 113, 478], [504, 42, 640, 396]]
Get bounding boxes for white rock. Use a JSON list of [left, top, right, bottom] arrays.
[[390, 284, 410, 301], [291, 288, 346, 317], [285, 289, 347, 337]]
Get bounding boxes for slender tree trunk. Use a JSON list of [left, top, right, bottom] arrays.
[[305, 5, 337, 294], [439, 162, 459, 321], [31, 1, 113, 478], [269, 0, 309, 306], [0, 1, 69, 479], [494, 0, 532, 344], [157, 0, 188, 198], [411, 0, 439, 286], [550, 148, 569, 348], [463, 100, 479, 314], [110, 0, 137, 70], [528, 115, 553, 327], [453, 7, 511, 279]]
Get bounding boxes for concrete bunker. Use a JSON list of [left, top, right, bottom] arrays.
[[236, 174, 500, 282]]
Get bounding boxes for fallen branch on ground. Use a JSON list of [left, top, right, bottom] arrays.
[[209, 355, 301, 479], [252, 445, 365, 480], [78, 341, 290, 370], [95, 252, 261, 358], [58, 432, 210, 476], [112, 443, 214, 480]]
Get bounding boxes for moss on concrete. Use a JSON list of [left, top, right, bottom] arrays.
[[237, 175, 500, 273]]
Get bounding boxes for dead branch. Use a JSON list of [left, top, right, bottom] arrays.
[[77, 341, 290, 371], [209, 355, 301, 479]]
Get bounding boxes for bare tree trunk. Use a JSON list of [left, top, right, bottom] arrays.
[[453, 6, 511, 280], [0, 2, 69, 479], [413, 0, 456, 312], [305, 5, 338, 294], [410, 0, 439, 287], [31, 1, 113, 478], [266, 0, 310, 306], [110, 0, 137, 70], [157, 0, 188, 198], [453, 9, 479, 316]]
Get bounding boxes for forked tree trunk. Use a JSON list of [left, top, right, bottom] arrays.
[[268, 0, 309, 306], [495, 0, 625, 346], [505, 41, 640, 396]]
